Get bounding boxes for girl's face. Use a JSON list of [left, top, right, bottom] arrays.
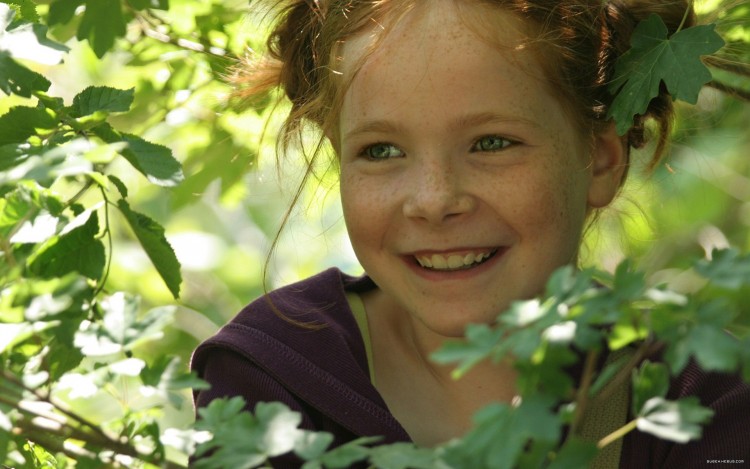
[[337, 1, 623, 338]]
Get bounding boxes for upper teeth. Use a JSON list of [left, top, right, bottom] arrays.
[[415, 251, 494, 270]]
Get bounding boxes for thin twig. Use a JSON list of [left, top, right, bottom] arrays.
[[135, 14, 229, 58], [2, 371, 186, 468], [569, 349, 599, 437], [2, 370, 112, 445], [588, 340, 654, 406], [93, 186, 113, 298], [598, 419, 638, 449]]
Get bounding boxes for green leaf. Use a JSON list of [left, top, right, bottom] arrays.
[[368, 443, 439, 469], [631, 361, 669, 415], [431, 323, 503, 378], [108, 174, 128, 198], [547, 439, 598, 469], [0, 187, 32, 239], [196, 395, 247, 429], [76, 0, 126, 58], [93, 124, 184, 186], [686, 325, 740, 372], [73, 292, 173, 355], [3, 0, 40, 23], [317, 437, 377, 468], [0, 321, 56, 353], [48, 0, 85, 26], [0, 140, 94, 188], [117, 200, 182, 298], [0, 182, 64, 239], [27, 210, 105, 280], [254, 402, 304, 457], [120, 133, 184, 186], [0, 106, 57, 145], [70, 86, 134, 117], [193, 398, 308, 469], [293, 432, 334, 461], [0, 52, 51, 97], [445, 397, 560, 469], [0, 142, 28, 172], [637, 397, 714, 443], [9, 211, 58, 244], [612, 259, 646, 301], [695, 248, 750, 290], [608, 15, 725, 135]]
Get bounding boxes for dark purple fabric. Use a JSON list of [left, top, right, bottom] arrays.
[[192, 268, 750, 468], [191, 268, 410, 467]]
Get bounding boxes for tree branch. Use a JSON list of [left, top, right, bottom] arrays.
[[569, 349, 599, 437]]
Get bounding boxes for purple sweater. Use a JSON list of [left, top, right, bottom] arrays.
[[192, 268, 750, 468]]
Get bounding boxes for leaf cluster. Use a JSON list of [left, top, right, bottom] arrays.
[[189, 252, 750, 469]]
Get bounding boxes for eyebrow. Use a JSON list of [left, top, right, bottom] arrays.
[[342, 111, 540, 140]]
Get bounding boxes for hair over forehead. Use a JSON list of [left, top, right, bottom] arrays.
[[241, 0, 693, 169]]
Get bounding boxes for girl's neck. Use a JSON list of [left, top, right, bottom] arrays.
[[361, 288, 518, 446]]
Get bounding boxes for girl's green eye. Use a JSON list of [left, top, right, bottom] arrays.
[[362, 143, 403, 160], [472, 136, 512, 152]]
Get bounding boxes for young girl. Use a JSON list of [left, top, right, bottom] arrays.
[[192, 0, 750, 466]]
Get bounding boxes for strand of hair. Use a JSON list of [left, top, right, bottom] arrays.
[[706, 80, 750, 103]]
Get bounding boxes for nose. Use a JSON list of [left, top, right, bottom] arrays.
[[402, 158, 476, 224]]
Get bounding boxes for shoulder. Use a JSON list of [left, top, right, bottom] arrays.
[[192, 267, 374, 372], [190, 268, 407, 441]]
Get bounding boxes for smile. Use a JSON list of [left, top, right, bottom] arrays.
[[414, 248, 498, 271]]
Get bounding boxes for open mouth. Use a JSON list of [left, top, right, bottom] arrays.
[[414, 248, 499, 272]]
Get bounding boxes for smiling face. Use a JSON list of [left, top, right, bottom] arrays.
[[336, 1, 624, 338]]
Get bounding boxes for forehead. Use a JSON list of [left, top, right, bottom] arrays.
[[336, 1, 565, 136], [338, 1, 534, 76]]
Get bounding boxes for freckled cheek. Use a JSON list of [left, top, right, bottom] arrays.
[[340, 173, 394, 243], [499, 170, 583, 235]]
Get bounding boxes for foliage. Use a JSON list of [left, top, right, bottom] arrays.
[[608, 13, 725, 134], [0, 0, 748, 468]]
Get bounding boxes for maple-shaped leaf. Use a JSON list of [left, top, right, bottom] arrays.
[[607, 14, 724, 135]]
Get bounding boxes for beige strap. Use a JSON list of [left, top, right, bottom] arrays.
[[578, 348, 633, 468], [346, 292, 376, 385]]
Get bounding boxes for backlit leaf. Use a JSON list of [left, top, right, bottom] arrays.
[[47, 0, 85, 26], [76, 0, 126, 58], [70, 86, 134, 117], [0, 52, 51, 97], [637, 397, 714, 443], [93, 124, 184, 186], [0, 106, 57, 145], [117, 200, 182, 298], [27, 210, 105, 280], [695, 248, 750, 290]]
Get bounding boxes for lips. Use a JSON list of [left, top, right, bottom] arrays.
[[414, 248, 498, 271]]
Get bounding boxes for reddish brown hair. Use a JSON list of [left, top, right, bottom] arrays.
[[239, 0, 697, 166]]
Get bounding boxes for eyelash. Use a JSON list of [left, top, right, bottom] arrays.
[[356, 135, 515, 161]]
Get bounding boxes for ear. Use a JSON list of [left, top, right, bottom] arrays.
[[587, 123, 628, 209]]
